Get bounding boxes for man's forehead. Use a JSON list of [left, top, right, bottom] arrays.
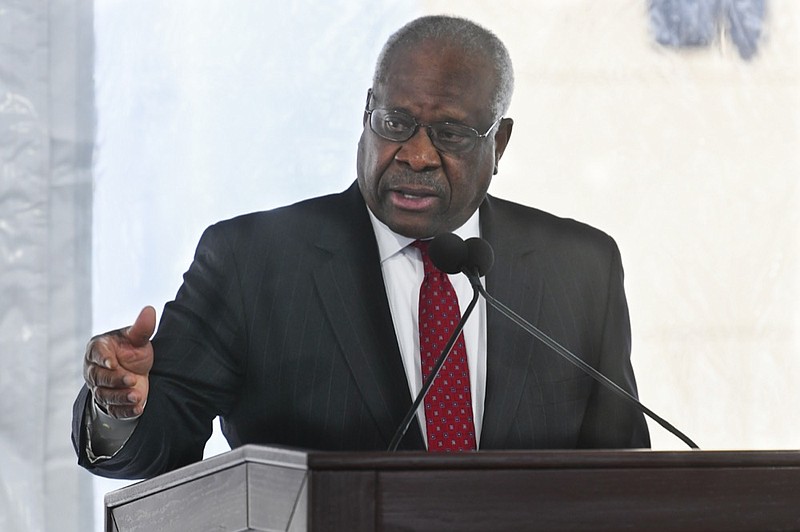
[[374, 45, 496, 122], [373, 83, 469, 120]]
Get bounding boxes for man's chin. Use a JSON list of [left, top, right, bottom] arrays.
[[383, 216, 438, 240]]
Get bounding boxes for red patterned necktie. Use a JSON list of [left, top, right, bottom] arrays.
[[413, 240, 477, 452]]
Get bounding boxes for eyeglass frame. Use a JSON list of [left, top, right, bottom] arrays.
[[363, 88, 502, 155]]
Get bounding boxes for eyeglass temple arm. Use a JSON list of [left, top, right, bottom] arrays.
[[364, 88, 373, 111]]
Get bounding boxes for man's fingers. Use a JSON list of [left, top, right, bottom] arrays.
[[126, 306, 156, 347], [85, 363, 136, 389], [85, 335, 120, 370], [83, 306, 155, 375], [93, 387, 145, 419], [93, 387, 139, 407], [90, 369, 149, 420]]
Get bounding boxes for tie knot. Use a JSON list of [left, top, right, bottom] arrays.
[[412, 239, 429, 253], [412, 240, 438, 276]]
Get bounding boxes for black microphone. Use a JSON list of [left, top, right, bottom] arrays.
[[436, 234, 699, 450], [387, 234, 482, 451], [427, 232, 468, 273], [427, 234, 494, 276], [464, 237, 494, 277]]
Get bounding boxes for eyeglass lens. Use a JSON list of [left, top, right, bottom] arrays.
[[369, 109, 484, 154]]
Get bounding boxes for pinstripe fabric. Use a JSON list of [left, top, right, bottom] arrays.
[[73, 181, 649, 479]]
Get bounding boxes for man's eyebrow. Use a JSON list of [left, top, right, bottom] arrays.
[[383, 106, 473, 126]]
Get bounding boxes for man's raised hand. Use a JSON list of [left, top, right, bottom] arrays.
[[84, 306, 156, 419]]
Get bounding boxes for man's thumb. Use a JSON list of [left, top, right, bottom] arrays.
[[126, 306, 156, 347]]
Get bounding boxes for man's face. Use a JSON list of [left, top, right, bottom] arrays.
[[357, 40, 512, 239]]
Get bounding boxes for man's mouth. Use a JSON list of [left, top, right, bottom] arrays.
[[389, 189, 438, 210], [401, 191, 425, 199]]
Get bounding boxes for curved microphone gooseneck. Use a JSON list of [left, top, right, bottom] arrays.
[[387, 233, 699, 451], [450, 234, 698, 450], [456, 233, 700, 449]]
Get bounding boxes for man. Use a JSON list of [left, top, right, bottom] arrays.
[[74, 15, 649, 480]]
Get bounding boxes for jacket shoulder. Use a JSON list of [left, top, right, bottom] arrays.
[[201, 184, 366, 247], [483, 195, 618, 255]]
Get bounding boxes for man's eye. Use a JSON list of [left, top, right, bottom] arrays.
[[435, 126, 470, 143], [383, 115, 413, 132]]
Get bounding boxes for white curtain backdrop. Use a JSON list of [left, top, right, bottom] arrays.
[[1, 1, 797, 530], [0, 1, 95, 531]]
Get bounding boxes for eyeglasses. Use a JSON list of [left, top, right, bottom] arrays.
[[364, 89, 501, 155]]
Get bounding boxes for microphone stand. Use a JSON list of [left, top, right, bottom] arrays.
[[464, 271, 700, 450]]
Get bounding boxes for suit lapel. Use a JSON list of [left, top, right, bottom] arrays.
[[311, 184, 424, 450], [306, 187, 548, 450], [479, 196, 545, 449]]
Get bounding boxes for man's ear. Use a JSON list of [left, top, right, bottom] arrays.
[[493, 118, 513, 175]]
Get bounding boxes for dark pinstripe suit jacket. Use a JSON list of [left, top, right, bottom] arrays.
[[73, 182, 649, 479]]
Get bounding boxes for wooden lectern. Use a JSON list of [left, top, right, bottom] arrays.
[[105, 445, 800, 531]]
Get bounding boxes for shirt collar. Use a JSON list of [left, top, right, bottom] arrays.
[[367, 208, 481, 263]]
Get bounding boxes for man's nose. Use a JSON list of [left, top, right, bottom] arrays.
[[394, 126, 442, 171]]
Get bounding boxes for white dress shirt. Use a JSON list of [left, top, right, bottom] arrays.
[[367, 210, 487, 446]]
